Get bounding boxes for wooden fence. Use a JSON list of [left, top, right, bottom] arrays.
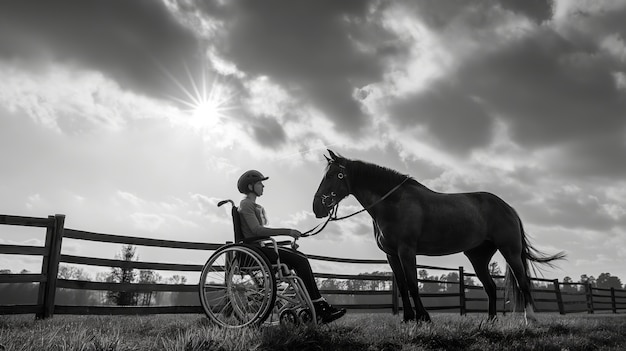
[[1, 213, 625, 318]]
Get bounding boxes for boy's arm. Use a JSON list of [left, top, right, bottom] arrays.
[[239, 201, 296, 238]]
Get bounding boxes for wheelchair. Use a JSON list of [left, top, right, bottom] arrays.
[[198, 199, 317, 328]]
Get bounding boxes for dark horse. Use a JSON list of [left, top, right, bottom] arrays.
[[313, 150, 565, 322]]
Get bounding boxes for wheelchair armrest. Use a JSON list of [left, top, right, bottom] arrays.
[[241, 236, 297, 259], [241, 236, 272, 245], [241, 236, 294, 247]]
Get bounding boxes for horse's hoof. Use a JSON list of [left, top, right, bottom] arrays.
[[402, 315, 415, 323], [402, 313, 415, 322], [418, 316, 432, 323]]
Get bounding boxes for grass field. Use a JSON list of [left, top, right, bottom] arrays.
[[1, 312, 625, 351]]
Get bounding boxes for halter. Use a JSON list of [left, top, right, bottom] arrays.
[[301, 164, 411, 237]]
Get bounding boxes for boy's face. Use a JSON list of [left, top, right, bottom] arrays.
[[250, 181, 264, 196]]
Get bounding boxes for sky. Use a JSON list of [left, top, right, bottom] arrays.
[[1, 0, 625, 284]]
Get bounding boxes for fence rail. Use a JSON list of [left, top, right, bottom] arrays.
[[2, 213, 625, 318]]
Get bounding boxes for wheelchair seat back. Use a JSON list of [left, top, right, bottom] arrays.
[[230, 205, 245, 243]]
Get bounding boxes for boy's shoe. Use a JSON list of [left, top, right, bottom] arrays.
[[314, 300, 346, 324]]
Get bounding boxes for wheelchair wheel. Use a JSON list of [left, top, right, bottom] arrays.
[[199, 244, 276, 328]]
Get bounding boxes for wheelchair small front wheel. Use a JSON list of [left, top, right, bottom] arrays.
[[199, 244, 277, 328], [297, 308, 314, 324], [279, 309, 298, 326]]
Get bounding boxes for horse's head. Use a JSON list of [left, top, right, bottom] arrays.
[[313, 150, 351, 218]]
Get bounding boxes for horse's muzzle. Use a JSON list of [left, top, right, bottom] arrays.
[[312, 196, 330, 218]]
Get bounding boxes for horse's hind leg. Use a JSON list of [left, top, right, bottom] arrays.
[[464, 242, 498, 320], [500, 249, 537, 323]]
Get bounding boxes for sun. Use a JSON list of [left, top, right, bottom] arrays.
[[186, 81, 233, 129], [164, 63, 238, 130], [194, 99, 221, 120]]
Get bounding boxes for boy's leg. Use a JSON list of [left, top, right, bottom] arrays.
[[276, 248, 322, 299], [277, 248, 346, 323]]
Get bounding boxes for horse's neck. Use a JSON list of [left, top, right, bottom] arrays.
[[348, 176, 396, 218], [351, 186, 381, 209], [346, 164, 428, 216]]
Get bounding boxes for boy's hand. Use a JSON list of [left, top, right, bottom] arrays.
[[290, 229, 302, 239]]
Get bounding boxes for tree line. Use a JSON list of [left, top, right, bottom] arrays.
[[2, 247, 625, 305], [0, 244, 190, 307], [315, 262, 626, 293]]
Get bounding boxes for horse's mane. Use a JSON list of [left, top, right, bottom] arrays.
[[345, 158, 420, 190]]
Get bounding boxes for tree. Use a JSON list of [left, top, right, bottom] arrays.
[[359, 271, 392, 291], [167, 275, 187, 285], [440, 272, 459, 292], [596, 273, 622, 289], [106, 244, 139, 306], [138, 269, 162, 306], [464, 275, 476, 287], [346, 278, 366, 291], [418, 269, 440, 293], [488, 262, 502, 276], [318, 278, 343, 290], [58, 264, 91, 280], [562, 276, 578, 293], [580, 274, 596, 288]]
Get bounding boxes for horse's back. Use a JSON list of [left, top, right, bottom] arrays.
[[406, 189, 520, 254]]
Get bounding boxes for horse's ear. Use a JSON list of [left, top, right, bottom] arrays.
[[328, 149, 339, 161]]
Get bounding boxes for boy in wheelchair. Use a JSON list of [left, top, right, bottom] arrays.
[[237, 170, 346, 324]]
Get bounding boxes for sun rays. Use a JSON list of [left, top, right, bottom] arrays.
[[162, 62, 239, 131]]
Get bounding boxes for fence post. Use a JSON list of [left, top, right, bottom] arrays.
[[585, 282, 594, 314], [459, 266, 466, 316], [391, 276, 399, 315], [39, 214, 65, 319], [35, 215, 56, 319], [610, 288, 617, 314], [553, 279, 565, 315]]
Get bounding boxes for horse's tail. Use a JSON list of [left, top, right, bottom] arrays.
[[504, 217, 566, 311], [519, 219, 566, 275]]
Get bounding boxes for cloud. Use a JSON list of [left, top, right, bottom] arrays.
[[519, 183, 626, 232], [0, 62, 180, 135], [130, 213, 165, 232], [116, 191, 146, 207], [375, 1, 626, 181], [190, 194, 219, 215], [25, 194, 44, 210], [500, 0, 553, 23], [250, 116, 287, 149], [177, 0, 398, 135], [0, 0, 200, 100], [388, 83, 494, 154], [460, 30, 625, 145]]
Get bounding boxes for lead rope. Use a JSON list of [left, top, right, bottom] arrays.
[[300, 204, 338, 238], [299, 176, 410, 238]]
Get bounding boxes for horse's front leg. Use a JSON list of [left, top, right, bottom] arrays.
[[387, 254, 414, 322], [399, 247, 431, 322]]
